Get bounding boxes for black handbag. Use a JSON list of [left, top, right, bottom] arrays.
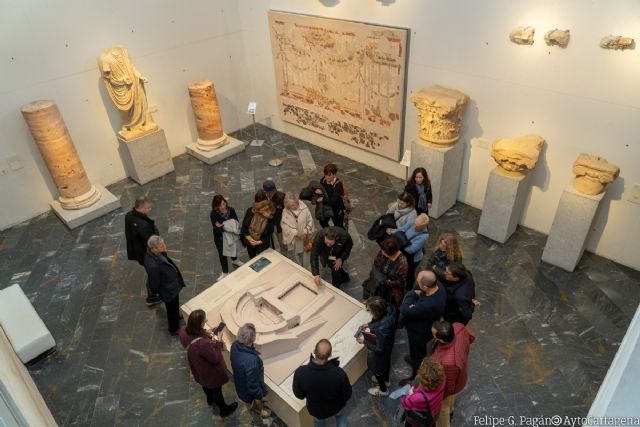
[[393, 230, 411, 248], [404, 388, 435, 427]]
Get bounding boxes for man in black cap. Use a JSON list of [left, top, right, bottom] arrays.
[[256, 180, 285, 251], [125, 196, 161, 306]]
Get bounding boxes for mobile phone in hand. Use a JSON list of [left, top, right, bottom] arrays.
[[213, 322, 226, 335]]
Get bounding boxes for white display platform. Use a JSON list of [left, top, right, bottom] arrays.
[[50, 184, 120, 230], [185, 136, 246, 165], [542, 185, 606, 271], [118, 128, 175, 184], [181, 250, 369, 427], [477, 168, 532, 243], [409, 139, 464, 218]]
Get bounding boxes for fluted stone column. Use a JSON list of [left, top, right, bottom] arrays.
[[21, 100, 101, 209], [188, 80, 228, 151]]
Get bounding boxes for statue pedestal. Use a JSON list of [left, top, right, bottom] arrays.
[[50, 184, 120, 229], [186, 136, 246, 165], [118, 129, 174, 185], [410, 140, 464, 218], [477, 168, 531, 243], [542, 185, 605, 271]]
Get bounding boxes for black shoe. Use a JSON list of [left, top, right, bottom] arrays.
[[220, 402, 238, 417], [146, 296, 162, 307]]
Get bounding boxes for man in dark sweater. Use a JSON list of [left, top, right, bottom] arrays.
[[292, 339, 352, 426], [124, 196, 161, 306], [399, 270, 446, 382], [310, 226, 353, 288], [442, 263, 476, 325]]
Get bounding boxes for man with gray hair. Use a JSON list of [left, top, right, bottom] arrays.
[[399, 269, 446, 383], [144, 235, 185, 335], [230, 323, 272, 425], [125, 196, 161, 306]]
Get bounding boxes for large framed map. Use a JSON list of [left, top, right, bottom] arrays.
[[268, 11, 409, 161]]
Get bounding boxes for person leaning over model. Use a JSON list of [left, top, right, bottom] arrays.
[[210, 195, 243, 282], [179, 310, 238, 417], [124, 196, 161, 306], [318, 163, 346, 229], [400, 356, 446, 427], [241, 199, 276, 259], [144, 236, 186, 335], [430, 321, 475, 427], [357, 296, 397, 397], [310, 226, 353, 288], [426, 233, 463, 283], [281, 192, 314, 267], [292, 339, 352, 427], [404, 167, 432, 216], [230, 323, 272, 426], [399, 271, 446, 383]]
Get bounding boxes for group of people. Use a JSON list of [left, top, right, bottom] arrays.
[[122, 162, 479, 426]]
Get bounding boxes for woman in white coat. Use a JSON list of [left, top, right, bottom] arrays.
[[281, 193, 314, 267]]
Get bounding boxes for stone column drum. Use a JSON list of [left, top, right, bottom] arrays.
[[21, 100, 101, 209], [188, 80, 228, 151]]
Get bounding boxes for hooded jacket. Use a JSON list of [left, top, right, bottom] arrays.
[[125, 209, 158, 265], [292, 356, 352, 419]]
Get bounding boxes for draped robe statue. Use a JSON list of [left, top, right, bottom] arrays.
[[98, 45, 158, 140]]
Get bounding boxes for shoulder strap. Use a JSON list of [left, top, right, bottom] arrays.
[[186, 336, 203, 351]]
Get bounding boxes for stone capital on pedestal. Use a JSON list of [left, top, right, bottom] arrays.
[[410, 85, 469, 146]]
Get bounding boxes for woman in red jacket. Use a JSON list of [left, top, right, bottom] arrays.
[[179, 310, 238, 417]]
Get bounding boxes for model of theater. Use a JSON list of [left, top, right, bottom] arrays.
[[220, 280, 334, 359]]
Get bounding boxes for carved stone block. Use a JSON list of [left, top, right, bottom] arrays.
[[510, 26, 535, 45], [410, 85, 469, 146], [545, 29, 570, 47], [600, 35, 635, 50], [572, 153, 620, 195], [118, 129, 174, 185], [491, 134, 544, 176]]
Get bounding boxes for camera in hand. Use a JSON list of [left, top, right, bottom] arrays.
[[212, 322, 226, 335]]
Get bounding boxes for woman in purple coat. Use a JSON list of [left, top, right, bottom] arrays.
[[179, 310, 238, 417]]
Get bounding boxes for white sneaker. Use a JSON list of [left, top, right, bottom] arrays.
[[231, 259, 244, 267], [368, 386, 389, 397], [217, 273, 228, 281], [370, 376, 390, 386]]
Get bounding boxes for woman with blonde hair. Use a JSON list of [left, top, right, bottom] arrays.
[[427, 233, 463, 282], [281, 192, 314, 266], [400, 356, 446, 426], [241, 200, 276, 258]]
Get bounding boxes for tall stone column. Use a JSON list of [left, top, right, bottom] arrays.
[[188, 80, 228, 151], [21, 100, 101, 209]]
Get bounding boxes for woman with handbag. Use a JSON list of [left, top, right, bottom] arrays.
[[400, 356, 446, 427], [395, 214, 430, 290], [240, 200, 276, 258], [281, 193, 314, 267], [369, 238, 409, 308], [179, 309, 238, 417], [210, 195, 243, 281]]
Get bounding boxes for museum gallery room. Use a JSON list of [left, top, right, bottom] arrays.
[[1, 1, 640, 426]]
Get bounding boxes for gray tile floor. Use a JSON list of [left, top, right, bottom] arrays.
[[1, 124, 639, 426]]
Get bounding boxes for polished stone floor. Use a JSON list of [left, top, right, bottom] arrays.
[[1, 124, 639, 427]]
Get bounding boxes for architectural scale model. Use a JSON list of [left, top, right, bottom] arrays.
[[268, 11, 409, 160]]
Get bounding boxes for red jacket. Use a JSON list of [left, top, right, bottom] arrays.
[[179, 329, 230, 389], [432, 323, 475, 396]]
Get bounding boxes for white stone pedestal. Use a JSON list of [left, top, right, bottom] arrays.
[[186, 136, 246, 165], [410, 140, 464, 218], [50, 184, 120, 229], [542, 185, 605, 271], [118, 129, 174, 184], [477, 168, 531, 243]]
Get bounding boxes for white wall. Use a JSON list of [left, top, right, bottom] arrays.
[[0, 0, 253, 228], [236, 0, 640, 269]]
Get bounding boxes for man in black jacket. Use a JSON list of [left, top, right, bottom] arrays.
[[255, 180, 286, 251], [310, 227, 353, 288], [124, 196, 161, 306], [292, 339, 352, 426], [442, 263, 476, 325], [144, 236, 186, 335], [399, 270, 446, 383]]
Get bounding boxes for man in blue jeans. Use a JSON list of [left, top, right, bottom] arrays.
[[293, 339, 352, 426]]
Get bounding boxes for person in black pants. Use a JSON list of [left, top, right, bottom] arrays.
[[399, 270, 446, 383], [124, 196, 161, 306], [144, 236, 186, 335], [318, 163, 345, 229], [404, 167, 432, 216], [240, 200, 276, 259], [210, 195, 243, 281]]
